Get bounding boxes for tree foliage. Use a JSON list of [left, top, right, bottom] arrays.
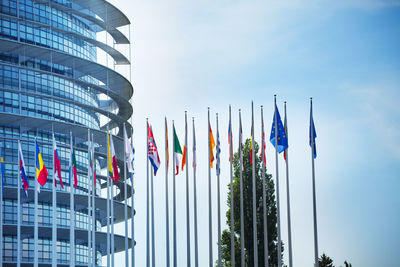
[[220, 139, 283, 266]]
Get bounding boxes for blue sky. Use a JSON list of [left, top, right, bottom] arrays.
[[107, 0, 400, 266]]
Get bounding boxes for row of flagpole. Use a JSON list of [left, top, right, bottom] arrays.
[[0, 125, 136, 267], [144, 97, 319, 267]]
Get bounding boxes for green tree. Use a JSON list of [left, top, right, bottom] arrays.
[[220, 139, 283, 266], [319, 253, 334, 267]]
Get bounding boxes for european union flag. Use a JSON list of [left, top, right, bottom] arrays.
[[270, 105, 288, 153], [309, 104, 317, 158]]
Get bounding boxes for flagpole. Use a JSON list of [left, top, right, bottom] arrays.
[[274, 95, 283, 267], [208, 107, 213, 267], [0, 146, 3, 267], [284, 102, 293, 267], [34, 137, 38, 267], [229, 106, 235, 267], [0, 145, 3, 267], [92, 133, 96, 267], [172, 120, 177, 267], [216, 113, 221, 267], [70, 132, 75, 267], [17, 141, 21, 267], [310, 98, 319, 267], [251, 101, 258, 267], [146, 119, 150, 267], [151, 163, 156, 267], [131, 127, 135, 267], [185, 111, 191, 267], [124, 123, 129, 267], [107, 129, 111, 267], [111, 158, 115, 267], [87, 129, 92, 267], [192, 118, 199, 267], [52, 129, 57, 267], [261, 106, 269, 267], [239, 109, 245, 267], [165, 118, 170, 267]]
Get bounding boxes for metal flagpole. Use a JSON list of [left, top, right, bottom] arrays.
[[87, 129, 92, 267], [192, 118, 199, 267], [261, 106, 269, 267], [131, 128, 135, 267], [165, 118, 170, 267], [274, 95, 282, 267], [124, 123, 129, 267], [251, 102, 258, 267], [70, 132, 75, 267], [107, 129, 111, 267], [310, 98, 319, 267], [17, 141, 21, 267], [92, 133, 96, 266], [0, 152, 2, 265], [239, 110, 245, 267], [111, 158, 115, 267], [208, 108, 213, 267], [185, 111, 191, 267], [34, 137, 38, 267], [284, 102, 293, 267], [52, 130, 57, 266], [229, 106, 235, 267], [0, 146, 3, 267], [151, 163, 155, 267], [216, 113, 221, 267], [172, 120, 177, 267], [146, 119, 150, 267]]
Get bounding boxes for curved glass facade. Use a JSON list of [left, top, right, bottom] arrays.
[[0, 0, 133, 266]]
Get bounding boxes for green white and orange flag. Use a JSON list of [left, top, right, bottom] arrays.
[[173, 125, 182, 175], [209, 123, 215, 168]]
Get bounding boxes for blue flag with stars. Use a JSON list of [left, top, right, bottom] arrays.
[[309, 104, 317, 158], [270, 104, 288, 153]]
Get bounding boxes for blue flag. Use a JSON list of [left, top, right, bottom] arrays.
[[216, 126, 221, 176], [309, 104, 317, 158], [270, 104, 288, 153]]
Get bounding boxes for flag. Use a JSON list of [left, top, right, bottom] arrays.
[[209, 124, 215, 168], [309, 103, 317, 158], [124, 125, 135, 174], [109, 132, 120, 183], [18, 141, 29, 197], [270, 104, 288, 153], [148, 123, 161, 175], [261, 115, 266, 166], [35, 139, 48, 188], [216, 126, 221, 176], [69, 136, 77, 189], [181, 146, 187, 171], [250, 135, 254, 164], [165, 118, 169, 170], [228, 119, 233, 162], [193, 121, 196, 169], [1, 146, 5, 192], [173, 125, 182, 175], [53, 134, 64, 189]]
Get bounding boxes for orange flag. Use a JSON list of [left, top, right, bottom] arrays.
[[209, 123, 215, 168], [181, 145, 187, 170]]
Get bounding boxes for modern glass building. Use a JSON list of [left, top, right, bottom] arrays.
[[0, 0, 133, 266]]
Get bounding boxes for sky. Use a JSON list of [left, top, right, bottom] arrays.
[[105, 0, 400, 266]]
